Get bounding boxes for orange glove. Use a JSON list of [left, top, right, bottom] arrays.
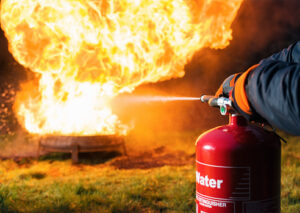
[[215, 64, 259, 116], [215, 73, 241, 98]]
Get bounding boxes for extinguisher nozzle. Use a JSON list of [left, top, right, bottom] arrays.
[[200, 95, 215, 103]]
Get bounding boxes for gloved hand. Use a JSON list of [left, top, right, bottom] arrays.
[[215, 73, 241, 98], [215, 64, 259, 118]]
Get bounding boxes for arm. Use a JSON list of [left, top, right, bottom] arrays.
[[232, 43, 300, 135], [265, 41, 300, 63], [245, 60, 300, 135]]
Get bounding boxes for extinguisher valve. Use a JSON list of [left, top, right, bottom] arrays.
[[200, 95, 233, 115]]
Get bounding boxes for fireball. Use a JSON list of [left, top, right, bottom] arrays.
[[0, 0, 243, 135]]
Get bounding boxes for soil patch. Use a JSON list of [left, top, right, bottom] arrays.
[[110, 146, 195, 169]]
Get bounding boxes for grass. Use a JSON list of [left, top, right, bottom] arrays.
[[0, 131, 299, 212], [0, 161, 195, 213], [281, 133, 300, 212]]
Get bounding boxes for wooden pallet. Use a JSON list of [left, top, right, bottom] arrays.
[[37, 135, 127, 163]]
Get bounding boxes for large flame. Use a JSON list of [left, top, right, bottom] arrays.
[[1, 0, 243, 136]]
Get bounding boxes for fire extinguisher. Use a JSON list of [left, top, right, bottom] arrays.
[[196, 95, 281, 213]]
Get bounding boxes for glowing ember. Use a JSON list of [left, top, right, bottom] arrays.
[[1, 0, 243, 136]]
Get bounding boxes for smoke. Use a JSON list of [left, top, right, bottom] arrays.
[[229, 0, 300, 61]]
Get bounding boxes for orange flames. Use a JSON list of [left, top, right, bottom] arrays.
[[1, 0, 243, 136]]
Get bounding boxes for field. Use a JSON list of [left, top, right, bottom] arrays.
[[0, 131, 299, 213]]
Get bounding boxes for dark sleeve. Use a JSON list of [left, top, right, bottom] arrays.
[[266, 41, 300, 63], [245, 59, 300, 135]]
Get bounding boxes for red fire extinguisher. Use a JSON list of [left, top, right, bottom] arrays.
[[196, 95, 281, 213]]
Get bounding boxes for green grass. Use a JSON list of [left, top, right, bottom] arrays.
[[0, 163, 195, 213], [281, 134, 300, 213], [0, 132, 299, 213]]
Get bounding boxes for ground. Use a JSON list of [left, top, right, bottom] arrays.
[[0, 131, 299, 213]]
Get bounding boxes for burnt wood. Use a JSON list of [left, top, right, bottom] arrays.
[[37, 135, 127, 163]]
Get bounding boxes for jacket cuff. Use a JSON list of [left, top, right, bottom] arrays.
[[232, 64, 259, 116]]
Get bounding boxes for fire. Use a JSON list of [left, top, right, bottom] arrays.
[[1, 0, 243, 136]]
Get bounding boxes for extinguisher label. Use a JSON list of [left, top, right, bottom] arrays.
[[196, 161, 251, 213], [196, 194, 235, 212], [196, 161, 251, 200]]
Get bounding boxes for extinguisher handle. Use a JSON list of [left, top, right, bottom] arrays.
[[201, 95, 233, 115], [208, 98, 219, 107]]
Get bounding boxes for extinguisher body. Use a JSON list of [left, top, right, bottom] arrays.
[[195, 115, 281, 213]]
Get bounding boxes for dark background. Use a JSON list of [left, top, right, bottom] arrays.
[[1, 0, 300, 135]]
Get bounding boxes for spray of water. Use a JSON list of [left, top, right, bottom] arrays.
[[116, 95, 201, 103]]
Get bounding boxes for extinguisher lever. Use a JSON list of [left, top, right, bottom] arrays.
[[200, 95, 233, 115]]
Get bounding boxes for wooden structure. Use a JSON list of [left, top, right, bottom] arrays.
[[37, 135, 127, 163]]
